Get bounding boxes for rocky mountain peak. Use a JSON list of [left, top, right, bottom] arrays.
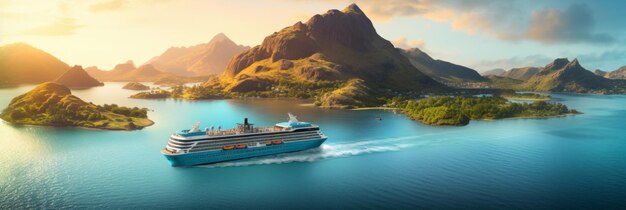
[[305, 4, 378, 51], [343, 3, 364, 14], [543, 58, 570, 72], [565, 58, 582, 70], [209, 33, 229, 43]]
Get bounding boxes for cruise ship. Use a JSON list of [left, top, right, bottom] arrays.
[[161, 113, 328, 167]]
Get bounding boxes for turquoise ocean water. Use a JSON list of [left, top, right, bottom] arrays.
[[1, 83, 625, 209]]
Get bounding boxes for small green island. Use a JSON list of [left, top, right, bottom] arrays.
[[130, 85, 229, 100], [500, 92, 551, 101], [122, 82, 150, 90], [0, 82, 154, 130], [401, 96, 579, 126]]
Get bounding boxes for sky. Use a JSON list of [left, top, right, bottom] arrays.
[[1, 0, 625, 72]]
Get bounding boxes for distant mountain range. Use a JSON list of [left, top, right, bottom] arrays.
[[501, 67, 542, 81], [146, 33, 249, 76], [208, 4, 446, 106], [86, 60, 166, 81], [481, 68, 505, 76], [399, 48, 486, 83], [482, 67, 541, 81], [55, 65, 104, 88], [593, 66, 626, 80], [0, 43, 69, 86], [517, 58, 612, 92]]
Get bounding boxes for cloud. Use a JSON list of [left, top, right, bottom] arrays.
[[392, 36, 425, 49], [575, 50, 626, 71], [525, 4, 614, 44], [16, 18, 83, 36], [89, 0, 127, 12], [88, 0, 171, 13], [470, 54, 553, 71], [321, 0, 613, 45]]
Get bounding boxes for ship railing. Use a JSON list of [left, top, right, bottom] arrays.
[[185, 142, 198, 153], [205, 126, 283, 136]]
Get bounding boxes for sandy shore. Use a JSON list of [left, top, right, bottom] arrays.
[[503, 97, 551, 101], [350, 107, 399, 111]]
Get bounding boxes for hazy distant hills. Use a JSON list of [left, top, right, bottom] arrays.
[[86, 60, 178, 82], [593, 69, 607, 77], [481, 68, 505, 76], [483, 67, 541, 81], [501, 67, 542, 81], [483, 75, 523, 89], [146, 33, 249, 76], [212, 3, 445, 106], [596, 66, 626, 79], [399, 48, 486, 83], [0, 43, 69, 86], [55, 65, 104, 88]]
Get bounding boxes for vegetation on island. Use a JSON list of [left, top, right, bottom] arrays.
[[0, 82, 153, 130], [130, 85, 229, 100], [402, 96, 579, 126], [129, 89, 171, 99], [152, 76, 208, 87], [316, 79, 383, 108], [122, 82, 150, 90], [499, 92, 551, 100]]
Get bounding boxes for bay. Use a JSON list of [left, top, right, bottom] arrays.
[[1, 83, 625, 209]]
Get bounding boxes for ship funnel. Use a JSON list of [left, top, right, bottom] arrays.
[[288, 113, 299, 124], [244, 118, 248, 125]]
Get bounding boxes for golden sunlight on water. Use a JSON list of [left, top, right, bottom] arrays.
[[0, 122, 56, 187]]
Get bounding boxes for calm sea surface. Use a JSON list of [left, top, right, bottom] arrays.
[[1, 83, 625, 209]]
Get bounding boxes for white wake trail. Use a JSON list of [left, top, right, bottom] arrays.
[[199, 135, 430, 168]]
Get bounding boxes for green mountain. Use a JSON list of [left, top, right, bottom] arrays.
[[0, 82, 153, 130], [501, 67, 542, 81], [208, 4, 446, 106], [146, 33, 249, 76], [399, 48, 486, 83], [0, 43, 69, 86], [54, 65, 104, 88], [519, 58, 610, 92]]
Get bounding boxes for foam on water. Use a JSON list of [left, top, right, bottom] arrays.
[[199, 135, 429, 168]]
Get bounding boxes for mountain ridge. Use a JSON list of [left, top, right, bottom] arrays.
[[147, 33, 249, 76], [0, 43, 70, 85], [399, 48, 486, 83]]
